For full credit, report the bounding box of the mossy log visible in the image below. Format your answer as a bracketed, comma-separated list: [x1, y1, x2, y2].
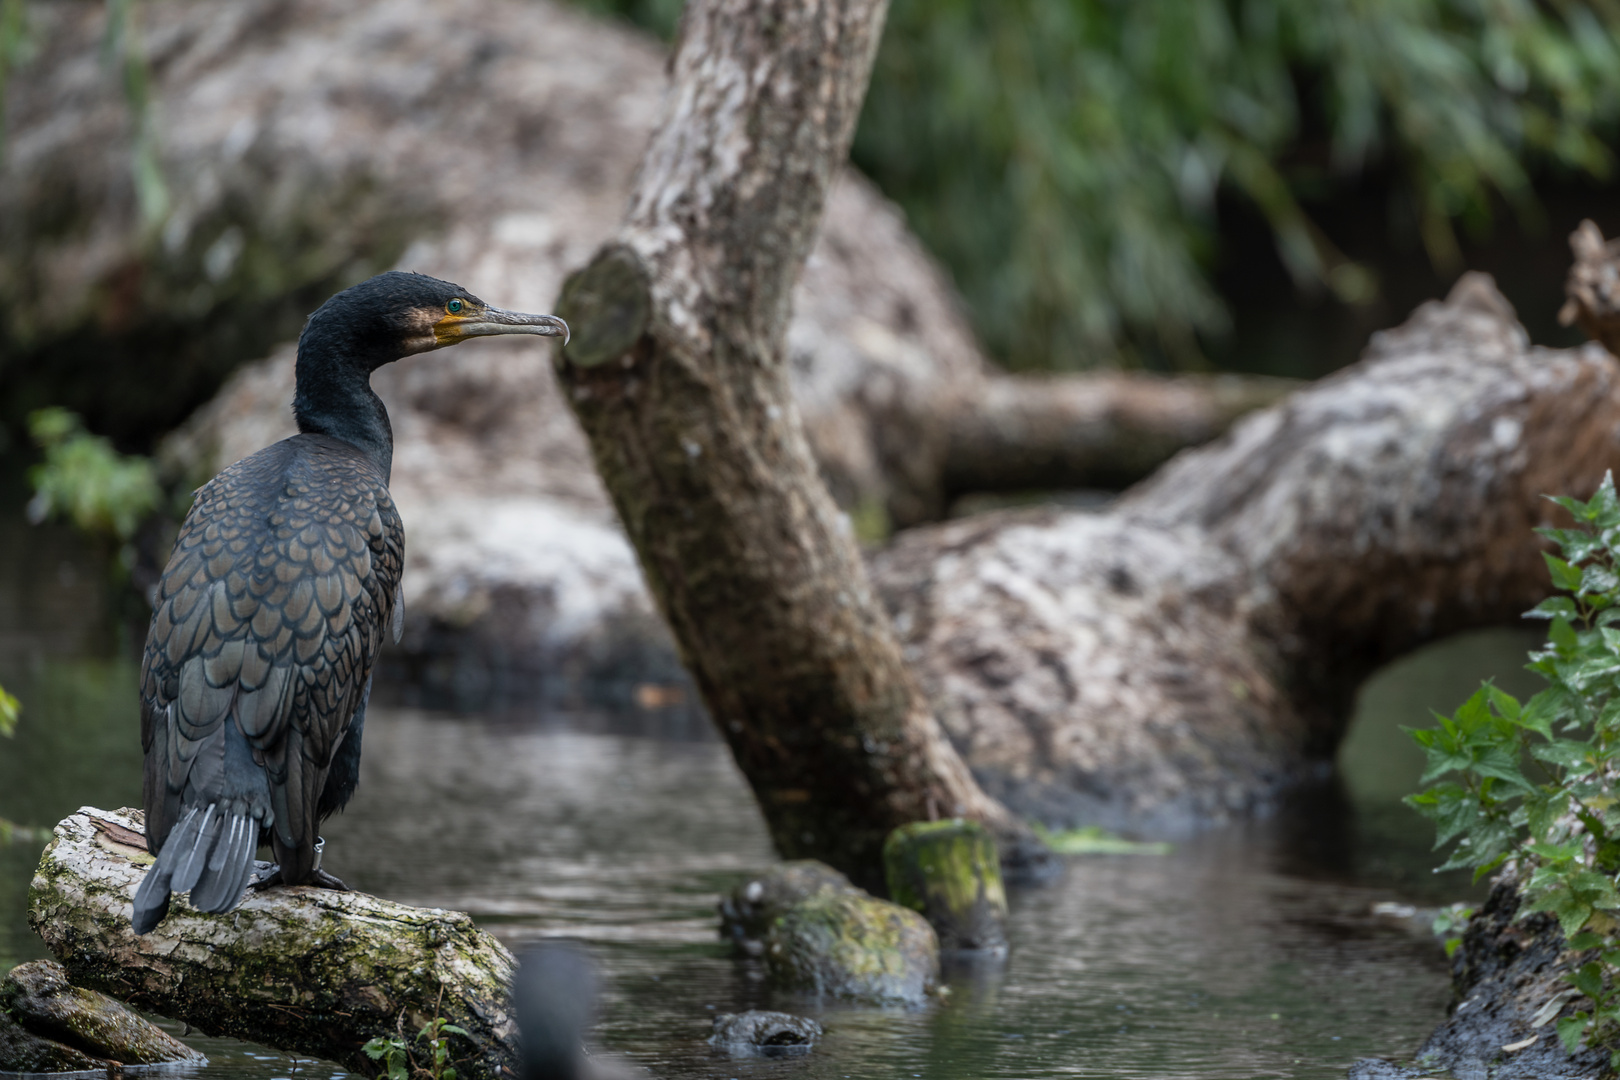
[27, 807, 519, 1080]
[882, 820, 1007, 952]
[1, 959, 205, 1071]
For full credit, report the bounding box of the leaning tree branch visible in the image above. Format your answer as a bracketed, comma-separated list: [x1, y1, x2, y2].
[29, 808, 518, 1080]
[939, 371, 1298, 502]
[551, 0, 1044, 887]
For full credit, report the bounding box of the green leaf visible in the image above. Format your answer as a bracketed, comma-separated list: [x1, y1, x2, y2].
[1547, 555, 1586, 594]
[1558, 1012, 1590, 1054]
[0, 684, 16, 739]
[1581, 564, 1619, 597]
[1487, 684, 1522, 721]
[1551, 615, 1581, 653]
[1569, 931, 1605, 951]
[1534, 739, 1597, 774]
[1526, 595, 1581, 622]
[1518, 688, 1570, 739]
[1568, 961, 1606, 1000]
[1539, 529, 1603, 564]
[1405, 783, 1480, 847]
[1589, 472, 1620, 530]
[1528, 839, 1584, 863]
[439, 1025, 471, 1038]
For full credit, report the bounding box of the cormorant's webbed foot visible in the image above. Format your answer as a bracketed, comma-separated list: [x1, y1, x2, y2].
[306, 868, 350, 891]
[249, 841, 350, 893]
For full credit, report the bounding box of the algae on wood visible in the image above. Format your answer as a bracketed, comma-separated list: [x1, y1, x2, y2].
[883, 820, 1008, 952]
[719, 862, 940, 1005]
[28, 807, 519, 1080]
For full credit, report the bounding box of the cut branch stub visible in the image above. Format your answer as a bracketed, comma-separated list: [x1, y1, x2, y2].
[556, 246, 653, 370]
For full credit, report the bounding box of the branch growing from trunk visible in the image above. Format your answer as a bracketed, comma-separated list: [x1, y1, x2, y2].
[940, 371, 1298, 502]
[551, 0, 1046, 887]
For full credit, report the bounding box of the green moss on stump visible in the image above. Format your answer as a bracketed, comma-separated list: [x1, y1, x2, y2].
[883, 819, 1007, 952]
[765, 892, 939, 1005]
[721, 862, 939, 1005]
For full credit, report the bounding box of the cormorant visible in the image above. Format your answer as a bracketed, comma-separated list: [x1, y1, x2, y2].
[132, 271, 567, 934]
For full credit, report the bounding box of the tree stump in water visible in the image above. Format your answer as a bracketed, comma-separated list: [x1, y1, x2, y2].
[28, 807, 519, 1080]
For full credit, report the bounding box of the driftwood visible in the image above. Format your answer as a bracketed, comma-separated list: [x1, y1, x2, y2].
[873, 267, 1620, 835]
[28, 807, 519, 1080]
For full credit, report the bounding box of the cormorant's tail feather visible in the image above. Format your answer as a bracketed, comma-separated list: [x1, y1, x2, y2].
[190, 810, 257, 913]
[132, 804, 257, 935]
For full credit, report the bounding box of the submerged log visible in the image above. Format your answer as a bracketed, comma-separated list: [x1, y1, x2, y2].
[873, 269, 1620, 835]
[29, 807, 519, 1080]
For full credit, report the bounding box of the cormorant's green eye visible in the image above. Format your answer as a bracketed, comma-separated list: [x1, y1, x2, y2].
[447, 299, 465, 314]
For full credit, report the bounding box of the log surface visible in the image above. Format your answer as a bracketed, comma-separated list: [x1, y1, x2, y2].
[28, 807, 518, 1080]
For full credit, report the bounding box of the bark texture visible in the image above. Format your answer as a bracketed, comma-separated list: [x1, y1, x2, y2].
[29, 808, 519, 1080]
[873, 272, 1620, 834]
[551, 0, 1043, 886]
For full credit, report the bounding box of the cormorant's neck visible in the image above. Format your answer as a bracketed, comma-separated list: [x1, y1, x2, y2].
[293, 340, 395, 484]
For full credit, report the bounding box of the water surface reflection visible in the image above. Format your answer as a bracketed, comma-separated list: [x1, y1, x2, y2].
[0, 511, 1548, 1078]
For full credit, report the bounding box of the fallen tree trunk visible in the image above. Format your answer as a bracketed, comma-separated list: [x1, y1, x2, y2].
[550, 0, 1048, 887]
[28, 807, 519, 1080]
[873, 266, 1620, 835]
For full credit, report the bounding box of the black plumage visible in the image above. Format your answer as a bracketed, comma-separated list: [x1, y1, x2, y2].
[133, 272, 567, 934]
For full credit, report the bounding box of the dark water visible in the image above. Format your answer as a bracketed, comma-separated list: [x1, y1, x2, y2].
[0, 513, 1549, 1079]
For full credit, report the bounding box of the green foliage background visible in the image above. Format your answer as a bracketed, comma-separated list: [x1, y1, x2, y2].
[575, 0, 1620, 370]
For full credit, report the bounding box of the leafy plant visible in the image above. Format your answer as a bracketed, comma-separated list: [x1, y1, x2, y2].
[1406, 472, 1620, 1064]
[362, 1016, 470, 1080]
[1431, 901, 1475, 959]
[26, 408, 160, 546]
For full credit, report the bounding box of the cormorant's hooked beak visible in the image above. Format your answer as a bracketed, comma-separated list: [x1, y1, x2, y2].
[434, 306, 571, 347]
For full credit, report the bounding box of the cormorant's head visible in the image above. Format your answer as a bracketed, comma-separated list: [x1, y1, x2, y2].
[299, 271, 570, 371]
